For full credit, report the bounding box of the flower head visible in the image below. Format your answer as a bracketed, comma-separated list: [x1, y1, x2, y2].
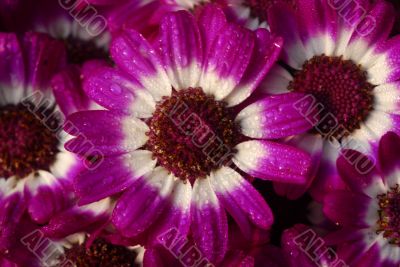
[262, 0, 400, 200]
[67, 5, 314, 264]
[323, 131, 400, 266]
[0, 32, 108, 248]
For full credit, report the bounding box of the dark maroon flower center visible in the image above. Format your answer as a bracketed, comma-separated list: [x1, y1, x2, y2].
[146, 88, 241, 181]
[377, 184, 400, 246]
[0, 103, 59, 179]
[244, 0, 295, 21]
[65, 36, 109, 64]
[61, 238, 138, 267]
[289, 55, 375, 139]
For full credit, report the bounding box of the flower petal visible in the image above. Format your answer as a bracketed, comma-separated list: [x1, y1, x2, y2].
[51, 65, 91, 116]
[66, 110, 148, 156]
[224, 29, 283, 106]
[337, 149, 384, 197]
[236, 93, 315, 139]
[112, 167, 175, 238]
[268, 3, 311, 69]
[24, 171, 72, 224]
[75, 150, 156, 205]
[200, 24, 255, 100]
[41, 198, 111, 239]
[83, 66, 155, 117]
[147, 180, 192, 247]
[197, 4, 227, 57]
[210, 167, 273, 238]
[111, 29, 171, 101]
[323, 191, 372, 228]
[0, 33, 25, 105]
[21, 32, 66, 90]
[155, 10, 203, 89]
[378, 131, 400, 188]
[274, 134, 323, 200]
[191, 177, 228, 264]
[233, 140, 311, 184]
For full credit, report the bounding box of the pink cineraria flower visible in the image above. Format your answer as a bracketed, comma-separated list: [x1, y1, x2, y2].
[259, 0, 400, 200]
[0, 32, 113, 264]
[323, 132, 400, 267]
[0, 195, 135, 267]
[66, 5, 315, 264]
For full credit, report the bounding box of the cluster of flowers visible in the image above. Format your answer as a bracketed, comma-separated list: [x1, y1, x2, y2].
[0, 0, 400, 266]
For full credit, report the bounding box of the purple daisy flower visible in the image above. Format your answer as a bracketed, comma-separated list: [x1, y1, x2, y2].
[260, 0, 400, 200]
[66, 4, 314, 263]
[0, 196, 120, 267]
[323, 132, 400, 266]
[37, 218, 143, 267]
[0, 32, 72, 193]
[0, 31, 110, 237]
[44, 235, 141, 267]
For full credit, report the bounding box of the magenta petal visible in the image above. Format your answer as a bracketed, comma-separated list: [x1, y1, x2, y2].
[274, 134, 323, 200]
[74, 151, 155, 205]
[0, 33, 25, 93]
[323, 191, 371, 228]
[221, 250, 254, 267]
[353, 244, 381, 267]
[20, 32, 66, 90]
[41, 201, 109, 239]
[201, 24, 254, 98]
[378, 131, 400, 178]
[268, 3, 308, 69]
[52, 65, 91, 116]
[296, 0, 337, 41]
[0, 192, 25, 252]
[112, 168, 174, 238]
[65, 110, 148, 156]
[191, 178, 228, 264]
[282, 224, 336, 267]
[81, 59, 109, 76]
[197, 4, 227, 56]
[210, 167, 273, 240]
[24, 173, 72, 224]
[110, 29, 170, 100]
[337, 149, 380, 195]
[83, 66, 154, 116]
[155, 9, 203, 88]
[234, 140, 312, 184]
[146, 180, 191, 247]
[236, 93, 315, 139]
[351, 0, 394, 45]
[335, 236, 376, 266]
[225, 29, 283, 106]
[143, 246, 181, 267]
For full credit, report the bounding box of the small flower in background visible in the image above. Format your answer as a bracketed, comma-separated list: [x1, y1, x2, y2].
[32, 0, 111, 65]
[0, 32, 77, 210]
[258, 0, 400, 201]
[0, 0, 111, 65]
[0, 31, 115, 266]
[0, 0, 399, 266]
[65, 4, 317, 264]
[30, 223, 142, 267]
[0, 199, 133, 267]
[323, 131, 400, 267]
